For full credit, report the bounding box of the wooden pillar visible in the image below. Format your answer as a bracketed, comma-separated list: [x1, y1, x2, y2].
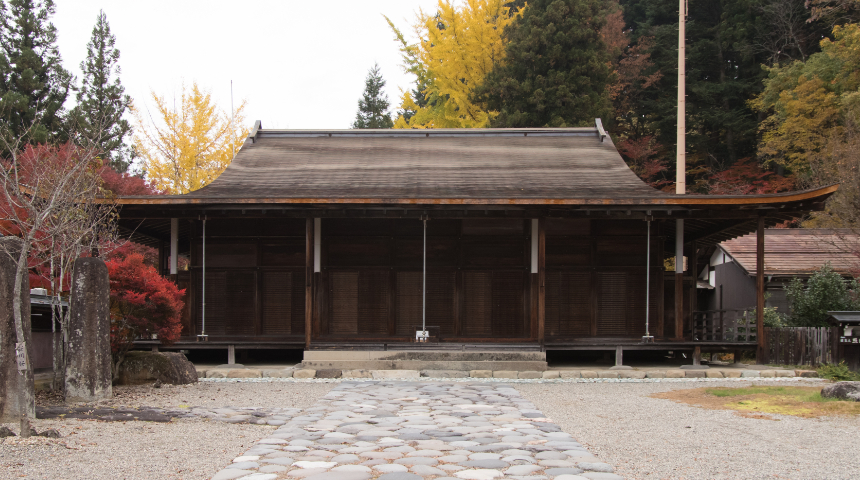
[530, 219, 539, 340]
[158, 241, 167, 276]
[756, 216, 766, 363]
[169, 218, 178, 282]
[674, 219, 684, 340]
[693, 345, 701, 365]
[656, 220, 665, 337]
[615, 346, 623, 367]
[537, 218, 546, 345]
[305, 218, 314, 349]
[227, 345, 236, 365]
[688, 240, 698, 337]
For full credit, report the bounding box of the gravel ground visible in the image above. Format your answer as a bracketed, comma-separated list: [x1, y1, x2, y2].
[1, 382, 335, 480]
[37, 381, 336, 410]
[517, 381, 860, 480]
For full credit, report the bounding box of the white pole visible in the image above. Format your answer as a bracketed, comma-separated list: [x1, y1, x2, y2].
[200, 216, 207, 339]
[676, 0, 686, 195]
[674, 0, 687, 338]
[231, 80, 235, 161]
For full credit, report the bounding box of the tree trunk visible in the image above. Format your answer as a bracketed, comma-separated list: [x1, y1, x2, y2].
[0, 237, 34, 436]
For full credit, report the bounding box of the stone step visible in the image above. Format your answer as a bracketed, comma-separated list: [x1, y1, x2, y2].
[301, 359, 549, 371]
[303, 349, 546, 361]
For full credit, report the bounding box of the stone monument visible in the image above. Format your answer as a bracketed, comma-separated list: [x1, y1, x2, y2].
[65, 257, 112, 402]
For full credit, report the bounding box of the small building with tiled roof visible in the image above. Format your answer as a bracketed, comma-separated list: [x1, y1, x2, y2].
[700, 229, 860, 315]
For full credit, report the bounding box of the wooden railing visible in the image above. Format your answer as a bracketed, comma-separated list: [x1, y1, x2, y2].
[761, 327, 834, 366]
[692, 309, 757, 342]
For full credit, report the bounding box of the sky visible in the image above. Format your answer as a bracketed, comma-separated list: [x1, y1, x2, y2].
[53, 0, 440, 130]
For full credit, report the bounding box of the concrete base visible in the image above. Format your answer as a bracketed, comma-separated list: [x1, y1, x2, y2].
[302, 350, 548, 372]
[215, 364, 245, 369]
[680, 365, 710, 370]
[609, 365, 633, 370]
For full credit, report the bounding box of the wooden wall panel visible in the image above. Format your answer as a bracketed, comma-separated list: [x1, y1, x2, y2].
[327, 237, 390, 266]
[330, 271, 358, 334]
[395, 271, 421, 335]
[596, 271, 628, 335]
[292, 269, 306, 335]
[463, 272, 492, 336]
[204, 243, 257, 268]
[493, 271, 525, 337]
[196, 271, 226, 335]
[262, 240, 305, 266]
[261, 270, 292, 335]
[428, 271, 457, 335]
[545, 271, 591, 336]
[226, 271, 256, 335]
[358, 271, 390, 334]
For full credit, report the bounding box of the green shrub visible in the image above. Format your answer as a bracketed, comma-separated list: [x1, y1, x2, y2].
[817, 362, 860, 381]
[785, 263, 860, 327]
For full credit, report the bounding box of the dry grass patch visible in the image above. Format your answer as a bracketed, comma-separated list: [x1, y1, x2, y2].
[653, 385, 860, 418]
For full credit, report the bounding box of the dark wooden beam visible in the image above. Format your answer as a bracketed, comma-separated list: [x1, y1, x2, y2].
[538, 218, 546, 346]
[305, 218, 313, 349]
[756, 216, 765, 363]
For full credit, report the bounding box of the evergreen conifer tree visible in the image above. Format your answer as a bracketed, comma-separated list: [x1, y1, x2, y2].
[474, 0, 614, 127]
[71, 10, 132, 172]
[0, 0, 72, 144]
[352, 63, 393, 129]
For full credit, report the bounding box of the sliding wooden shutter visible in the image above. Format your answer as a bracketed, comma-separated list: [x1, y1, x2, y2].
[462, 271, 525, 337]
[395, 271, 456, 336]
[546, 271, 591, 337]
[358, 271, 389, 335]
[226, 271, 256, 335]
[596, 271, 627, 335]
[196, 271, 227, 335]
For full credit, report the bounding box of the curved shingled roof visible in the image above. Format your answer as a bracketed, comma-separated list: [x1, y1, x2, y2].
[183, 125, 670, 201]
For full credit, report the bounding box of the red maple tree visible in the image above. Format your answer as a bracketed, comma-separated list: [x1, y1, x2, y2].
[106, 251, 185, 380]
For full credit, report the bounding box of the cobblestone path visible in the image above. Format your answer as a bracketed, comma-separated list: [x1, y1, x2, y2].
[212, 381, 622, 480]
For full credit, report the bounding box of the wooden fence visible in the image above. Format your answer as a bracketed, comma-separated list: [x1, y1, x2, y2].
[761, 327, 834, 366]
[692, 309, 757, 342]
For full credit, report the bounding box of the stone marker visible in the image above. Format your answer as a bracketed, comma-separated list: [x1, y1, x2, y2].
[0, 237, 34, 422]
[65, 257, 112, 402]
[293, 369, 317, 379]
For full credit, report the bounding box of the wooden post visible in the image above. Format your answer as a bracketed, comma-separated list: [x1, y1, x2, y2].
[169, 218, 178, 282]
[756, 217, 766, 363]
[615, 346, 623, 367]
[537, 218, 546, 345]
[305, 218, 314, 350]
[693, 345, 701, 365]
[689, 240, 698, 338]
[227, 345, 236, 365]
[674, 220, 684, 340]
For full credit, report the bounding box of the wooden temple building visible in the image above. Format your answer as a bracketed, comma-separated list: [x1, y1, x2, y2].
[117, 122, 836, 363]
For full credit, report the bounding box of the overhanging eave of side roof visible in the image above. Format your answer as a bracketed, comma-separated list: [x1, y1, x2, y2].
[115, 184, 837, 207]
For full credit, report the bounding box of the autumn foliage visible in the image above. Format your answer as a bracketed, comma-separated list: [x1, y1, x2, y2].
[134, 81, 248, 194]
[106, 250, 185, 378]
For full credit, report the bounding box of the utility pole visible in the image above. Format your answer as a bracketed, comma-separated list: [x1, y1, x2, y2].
[674, 0, 687, 340]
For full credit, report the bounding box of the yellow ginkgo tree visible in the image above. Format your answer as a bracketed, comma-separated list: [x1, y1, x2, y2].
[134, 82, 248, 194]
[388, 0, 524, 129]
